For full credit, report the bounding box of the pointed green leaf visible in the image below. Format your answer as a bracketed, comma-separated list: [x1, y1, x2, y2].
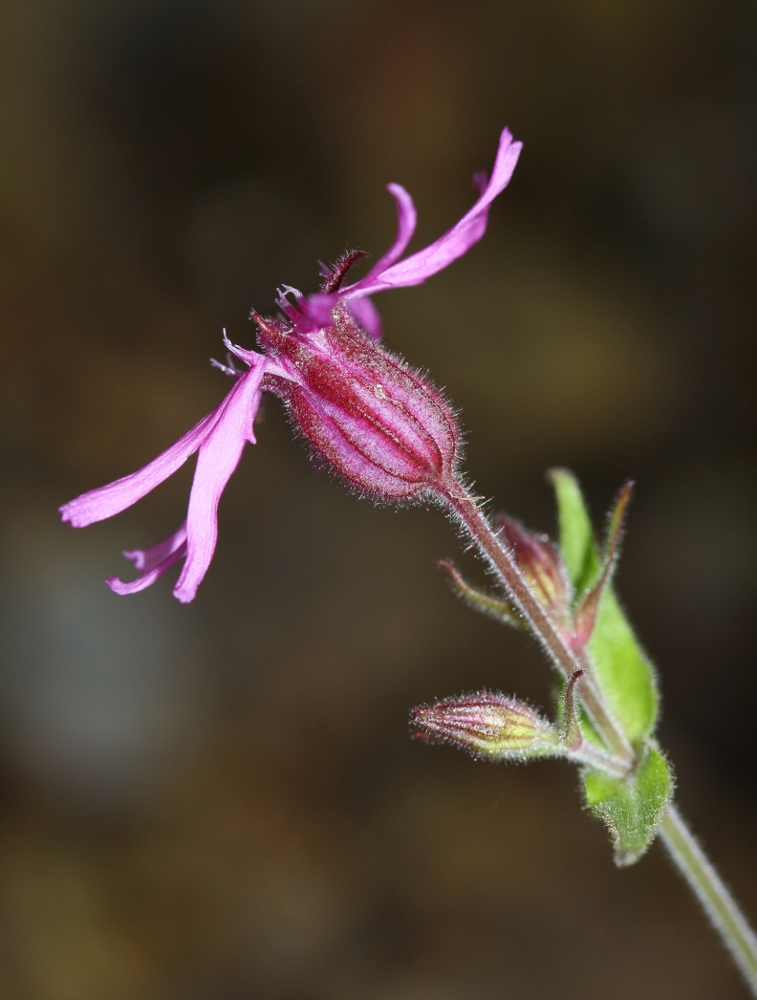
[587, 588, 659, 744]
[572, 481, 634, 647]
[583, 745, 673, 866]
[437, 560, 523, 628]
[550, 470, 658, 744]
[549, 468, 598, 593]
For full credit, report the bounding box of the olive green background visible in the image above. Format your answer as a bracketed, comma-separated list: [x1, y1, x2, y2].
[1, 1, 756, 997]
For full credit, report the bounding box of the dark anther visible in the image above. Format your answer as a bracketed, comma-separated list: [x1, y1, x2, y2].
[321, 249, 369, 293]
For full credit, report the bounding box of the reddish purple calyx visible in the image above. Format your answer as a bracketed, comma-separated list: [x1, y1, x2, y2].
[255, 302, 460, 501]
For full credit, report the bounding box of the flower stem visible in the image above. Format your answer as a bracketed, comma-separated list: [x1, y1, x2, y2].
[659, 804, 757, 996]
[443, 483, 636, 768]
[442, 482, 757, 992]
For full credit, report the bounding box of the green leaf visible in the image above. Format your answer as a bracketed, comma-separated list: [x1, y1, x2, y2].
[437, 560, 523, 628]
[571, 482, 633, 646]
[549, 469, 659, 744]
[583, 745, 673, 866]
[549, 468, 599, 593]
[588, 588, 658, 744]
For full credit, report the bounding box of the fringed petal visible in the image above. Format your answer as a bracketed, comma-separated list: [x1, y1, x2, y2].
[348, 296, 383, 341]
[173, 361, 267, 602]
[60, 408, 223, 528]
[107, 524, 188, 595]
[359, 183, 418, 284]
[348, 129, 522, 298]
[63, 350, 270, 600]
[294, 185, 412, 341]
[123, 523, 188, 573]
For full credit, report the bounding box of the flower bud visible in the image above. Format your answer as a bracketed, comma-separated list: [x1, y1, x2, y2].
[494, 514, 572, 624]
[410, 690, 558, 761]
[256, 303, 461, 501]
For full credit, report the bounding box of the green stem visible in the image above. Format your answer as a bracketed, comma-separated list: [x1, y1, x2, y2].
[659, 804, 757, 996]
[442, 481, 757, 993]
[443, 483, 636, 768]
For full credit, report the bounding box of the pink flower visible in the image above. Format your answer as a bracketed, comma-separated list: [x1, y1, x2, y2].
[60, 128, 522, 602]
[278, 128, 522, 340]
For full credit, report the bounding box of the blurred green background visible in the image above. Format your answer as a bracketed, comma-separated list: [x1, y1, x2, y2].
[1, 1, 756, 997]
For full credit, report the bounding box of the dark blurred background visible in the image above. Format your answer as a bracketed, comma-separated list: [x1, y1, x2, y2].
[1, 0, 757, 997]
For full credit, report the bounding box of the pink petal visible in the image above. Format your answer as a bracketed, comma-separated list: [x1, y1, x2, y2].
[296, 186, 413, 340]
[60, 407, 223, 528]
[358, 183, 418, 285]
[349, 128, 522, 298]
[107, 525, 188, 595]
[123, 522, 188, 573]
[173, 361, 266, 603]
[220, 328, 260, 367]
[302, 292, 338, 330]
[347, 296, 383, 341]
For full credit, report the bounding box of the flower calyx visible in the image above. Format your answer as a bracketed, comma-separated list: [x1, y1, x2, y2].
[410, 690, 559, 762]
[254, 302, 462, 503]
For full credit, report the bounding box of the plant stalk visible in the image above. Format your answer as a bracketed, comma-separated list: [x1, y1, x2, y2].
[443, 481, 757, 994]
[659, 804, 757, 996]
[444, 484, 635, 768]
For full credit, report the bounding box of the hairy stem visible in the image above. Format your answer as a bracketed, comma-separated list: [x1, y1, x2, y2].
[441, 481, 757, 993]
[659, 804, 757, 996]
[443, 483, 635, 768]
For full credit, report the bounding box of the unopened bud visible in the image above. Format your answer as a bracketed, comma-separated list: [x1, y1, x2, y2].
[257, 302, 460, 502]
[495, 514, 572, 624]
[410, 690, 558, 761]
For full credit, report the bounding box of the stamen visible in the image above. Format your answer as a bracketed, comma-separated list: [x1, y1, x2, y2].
[210, 355, 243, 379]
[210, 329, 245, 377]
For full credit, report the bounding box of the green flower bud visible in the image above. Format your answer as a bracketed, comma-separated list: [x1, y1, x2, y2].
[410, 691, 558, 761]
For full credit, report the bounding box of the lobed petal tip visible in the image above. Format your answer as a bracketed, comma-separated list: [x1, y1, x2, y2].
[172, 583, 197, 604]
[59, 503, 80, 526]
[106, 575, 146, 596]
